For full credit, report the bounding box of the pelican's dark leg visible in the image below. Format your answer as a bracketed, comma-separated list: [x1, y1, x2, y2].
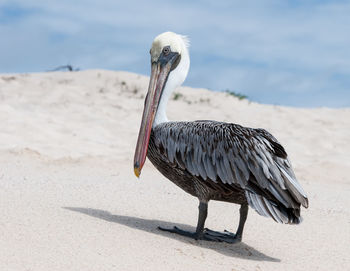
[236, 203, 248, 239]
[158, 201, 208, 240]
[203, 203, 248, 243]
[159, 202, 249, 243]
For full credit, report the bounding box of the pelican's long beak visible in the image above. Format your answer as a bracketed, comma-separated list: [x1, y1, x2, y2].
[133, 52, 180, 177]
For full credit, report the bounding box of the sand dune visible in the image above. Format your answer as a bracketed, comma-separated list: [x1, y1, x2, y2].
[0, 70, 349, 270]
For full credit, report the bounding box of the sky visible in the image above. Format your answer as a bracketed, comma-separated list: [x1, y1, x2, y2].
[0, 0, 349, 107]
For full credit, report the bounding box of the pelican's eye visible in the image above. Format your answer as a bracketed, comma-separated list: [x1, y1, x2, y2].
[163, 46, 170, 56]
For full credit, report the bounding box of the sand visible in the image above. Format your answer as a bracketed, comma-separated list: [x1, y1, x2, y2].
[0, 70, 349, 270]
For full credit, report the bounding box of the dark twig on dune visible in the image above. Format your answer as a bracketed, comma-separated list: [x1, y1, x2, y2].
[47, 65, 80, 72]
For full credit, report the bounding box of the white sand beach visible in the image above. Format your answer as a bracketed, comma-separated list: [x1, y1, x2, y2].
[0, 70, 349, 270]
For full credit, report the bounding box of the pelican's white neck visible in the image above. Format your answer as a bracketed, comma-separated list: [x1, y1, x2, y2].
[153, 43, 190, 127]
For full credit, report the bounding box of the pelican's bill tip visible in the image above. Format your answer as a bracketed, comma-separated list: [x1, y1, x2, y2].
[134, 167, 141, 178]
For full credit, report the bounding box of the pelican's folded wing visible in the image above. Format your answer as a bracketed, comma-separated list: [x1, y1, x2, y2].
[151, 121, 308, 224]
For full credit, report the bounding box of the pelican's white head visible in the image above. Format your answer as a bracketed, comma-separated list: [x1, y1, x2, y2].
[150, 32, 190, 81]
[134, 32, 190, 177]
[150, 32, 190, 125]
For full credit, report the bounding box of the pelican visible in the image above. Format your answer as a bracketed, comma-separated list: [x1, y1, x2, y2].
[134, 32, 308, 243]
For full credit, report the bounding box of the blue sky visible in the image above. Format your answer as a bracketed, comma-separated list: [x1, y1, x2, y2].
[0, 0, 349, 107]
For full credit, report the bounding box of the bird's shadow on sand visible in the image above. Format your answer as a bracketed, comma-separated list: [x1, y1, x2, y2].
[64, 207, 280, 262]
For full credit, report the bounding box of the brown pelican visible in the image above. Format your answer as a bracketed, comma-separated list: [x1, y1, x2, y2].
[134, 32, 309, 243]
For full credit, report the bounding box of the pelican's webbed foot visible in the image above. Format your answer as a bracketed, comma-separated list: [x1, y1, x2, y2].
[158, 226, 199, 239]
[158, 226, 241, 243]
[202, 228, 242, 243]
